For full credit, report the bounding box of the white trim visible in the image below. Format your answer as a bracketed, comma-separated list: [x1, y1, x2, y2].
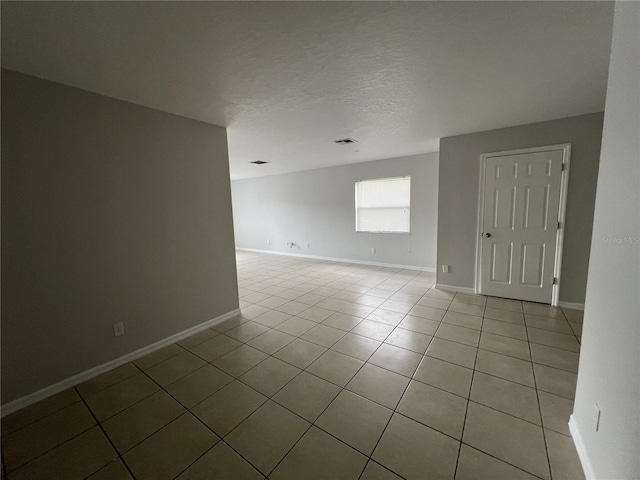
[475, 144, 572, 306]
[559, 301, 585, 311]
[1, 308, 241, 417]
[434, 283, 477, 294]
[569, 415, 595, 479]
[236, 248, 436, 272]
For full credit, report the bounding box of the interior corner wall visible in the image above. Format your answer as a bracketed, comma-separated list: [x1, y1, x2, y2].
[571, 2, 640, 478]
[231, 153, 438, 269]
[437, 112, 604, 304]
[1, 69, 239, 404]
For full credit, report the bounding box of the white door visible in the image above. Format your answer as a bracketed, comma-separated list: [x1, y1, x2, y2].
[479, 148, 566, 303]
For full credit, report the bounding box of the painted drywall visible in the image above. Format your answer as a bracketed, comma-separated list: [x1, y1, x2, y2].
[437, 113, 604, 303]
[1, 70, 239, 404]
[231, 154, 438, 269]
[571, 3, 640, 478]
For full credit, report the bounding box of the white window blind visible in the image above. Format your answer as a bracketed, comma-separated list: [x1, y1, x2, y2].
[355, 176, 411, 233]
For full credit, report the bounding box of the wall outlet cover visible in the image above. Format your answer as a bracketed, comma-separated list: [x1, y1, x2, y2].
[113, 322, 125, 337]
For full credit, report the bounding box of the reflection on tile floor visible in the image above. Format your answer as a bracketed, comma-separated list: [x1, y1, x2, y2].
[1, 251, 586, 479]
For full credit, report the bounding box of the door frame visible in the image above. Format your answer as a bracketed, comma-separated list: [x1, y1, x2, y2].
[474, 143, 572, 306]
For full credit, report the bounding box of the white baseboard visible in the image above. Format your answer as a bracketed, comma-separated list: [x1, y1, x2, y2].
[434, 283, 477, 294]
[559, 301, 585, 311]
[1, 308, 241, 417]
[569, 415, 594, 479]
[236, 248, 436, 273]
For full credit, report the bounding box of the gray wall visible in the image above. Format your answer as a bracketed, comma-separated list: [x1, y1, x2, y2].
[232, 153, 438, 269]
[437, 113, 604, 304]
[1, 70, 239, 404]
[572, 3, 639, 478]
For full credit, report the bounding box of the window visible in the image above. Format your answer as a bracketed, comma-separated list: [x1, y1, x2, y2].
[355, 176, 411, 233]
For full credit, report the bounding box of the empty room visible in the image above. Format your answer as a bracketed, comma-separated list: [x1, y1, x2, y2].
[1, 2, 638, 480]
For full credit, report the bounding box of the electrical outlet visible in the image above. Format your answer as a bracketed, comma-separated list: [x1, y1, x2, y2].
[442, 265, 450, 273]
[113, 322, 125, 337]
[594, 404, 601, 432]
[371, 247, 376, 254]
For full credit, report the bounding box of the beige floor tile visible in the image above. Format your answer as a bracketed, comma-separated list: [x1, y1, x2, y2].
[435, 322, 481, 347]
[176, 441, 263, 479]
[538, 390, 573, 436]
[533, 363, 577, 399]
[306, 350, 364, 386]
[408, 304, 446, 321]
[134, 344, 184, 371]
[9, 427, 116, 480]
[530, 343, 580, 373]
[273, 371, 341, 422]
[164, 364, 233, 408]
[211, 345, 268, 377]
[351, 320, 395, 342]
[177, 328, 220, 350]
[413, 356, 473, 398]
[563, 308, 584, 323]
[346, 364, 410, 409]
[77, 363, 140, 398]
[271, 426, 367, 480]
[523, 303, 565, 319]
[273, 338, 327, 369]
[449, 301, 484, 317]
[1, 388, 80, 436]
[484, 307, 525, 324]
[527, 327, 581, 352]
[470, 372, 541, 425]
[257, 295, 290, 309]
[340, 303, 376, 318]
[316, 390, 393, 455]
[252, 309, 292, 328]
[355, 294, 386, 308]
[455, 444, 539, 480]
[247, 329, 296, 354]
[4, 402, 96, 472]
[102, 390, 185, 453]
[85, 373, 160, 421]
[87, 459, 133, 480]
[332, 333, 381, 361]
[525, 314, 573, 334]
[361, 460, 403, 479]
[479, 332, 531, 361]
[569, 321, 583, 337]
[454, 293, 487, 306]
[366, 308, 405, 326]
[425, 288, 456, 300]
[380, 299, 414, 314]
[275, 316, 317, 336]
[240, 304, 270, 319]
[485, 297, 523, 313]
[297, 306, 334, 322]
[146, 351, 206, 387]
[482, 318, 527, 341]
[322, 312, 363, 331]
[332, 290, 362, 302]
[368, 343, 422, 377]
[475, 349, 535, 387]
[373, 413, 459, 480]
[192, 380, 267, 437]
[463, 402, 549, 480]
[189, 334, 242, 362]
[390, 292, 422, 304]
[301, 324, 346, 347]
[278, 300, 316, 315]
[275, 288, 306, 300]
[243, 291, 270, 304]
[397, 380, 467, 439]
[240, 357, 301, 396]
[225, 321, 270, 342]
[397, 315, 440, 335]
[545, 428, 586, 480]
[124, 413, 218, 480]
[225, 401, 310, 476]
[442, 311, 483, 330]
[212, 315, 249, 332]
[384, 328, 433, 354]
[417, 295, 452, 310]
[426, 337, 477, 369]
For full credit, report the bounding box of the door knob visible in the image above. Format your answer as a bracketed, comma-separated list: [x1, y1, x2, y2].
[484, 233, 492, 238]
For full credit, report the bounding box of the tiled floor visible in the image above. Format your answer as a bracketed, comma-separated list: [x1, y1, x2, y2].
[1, 251, 586, 479]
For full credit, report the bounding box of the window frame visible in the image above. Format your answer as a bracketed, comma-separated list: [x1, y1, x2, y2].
[354, 176, 411, 234]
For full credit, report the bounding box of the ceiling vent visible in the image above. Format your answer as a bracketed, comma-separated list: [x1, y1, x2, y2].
[250, 161, 268, 165]
[334, 138, 357, 145]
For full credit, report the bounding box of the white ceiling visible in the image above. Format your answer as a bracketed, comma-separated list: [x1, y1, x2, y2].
[1, 1, 613, 180]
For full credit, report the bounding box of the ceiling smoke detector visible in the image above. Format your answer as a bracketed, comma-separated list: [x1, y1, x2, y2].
[334, 138, 357, 145]
[250, 160, 268, 165]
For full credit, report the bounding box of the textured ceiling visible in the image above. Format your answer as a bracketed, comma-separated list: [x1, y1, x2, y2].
[1, 2, 614, 179]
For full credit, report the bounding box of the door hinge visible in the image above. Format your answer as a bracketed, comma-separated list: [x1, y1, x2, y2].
[553, 277, 559, 285]
[557, 221, 561, 230]
[561, 163, 566, 171]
